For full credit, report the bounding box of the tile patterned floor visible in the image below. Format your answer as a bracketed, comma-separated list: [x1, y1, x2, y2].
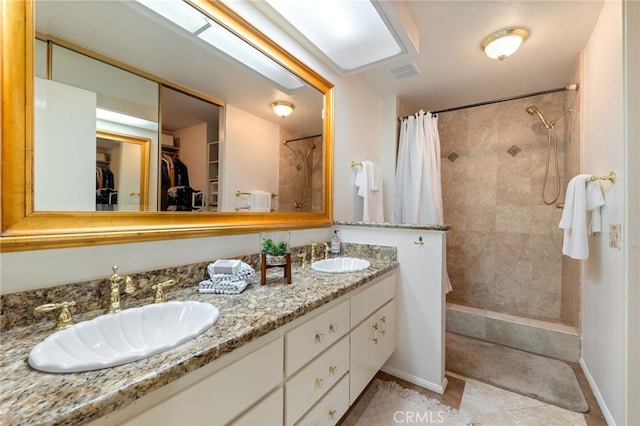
[341, 369, 606, 426]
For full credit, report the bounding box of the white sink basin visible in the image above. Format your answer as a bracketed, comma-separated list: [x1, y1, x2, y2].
[28, 301, 219, 373]
[311, 257, 371, 273]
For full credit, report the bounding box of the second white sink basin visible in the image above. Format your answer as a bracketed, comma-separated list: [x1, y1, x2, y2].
[28, 300, 219, 373]
[311, 257, 371, 273]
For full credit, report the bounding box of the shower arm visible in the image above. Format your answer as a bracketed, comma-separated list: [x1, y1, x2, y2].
[548, 109, 572, 127]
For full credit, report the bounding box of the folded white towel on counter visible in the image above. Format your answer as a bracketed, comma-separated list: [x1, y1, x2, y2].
[559, 174, 606, 260]
[249, 190, 272, 212]
[207, 261, 256, 284]
[199, 279, 248, 294]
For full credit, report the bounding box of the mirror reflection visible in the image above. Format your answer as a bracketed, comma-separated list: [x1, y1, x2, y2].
[34, 0, 325, 214]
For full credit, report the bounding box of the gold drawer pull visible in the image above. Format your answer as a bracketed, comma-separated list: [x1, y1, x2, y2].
[329, 323, 338, 333]
[379, 316, 386, 336]
[329, 365, 338, 376]
[315, 333, 324, 343]
[314, 378, 324, 388]
[329, 409, 337, 419]
[371, 323, 379, 344]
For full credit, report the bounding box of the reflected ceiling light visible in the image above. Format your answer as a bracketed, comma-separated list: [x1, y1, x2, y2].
[481, 28, 528, 61]
[134, 0, 304, 91]
[270, 101, 294, 118]
[264, 0, 403, 71]
[135, 0, 209, 33]
[197, 24, 304, 91]
[96, 108, 158, 131]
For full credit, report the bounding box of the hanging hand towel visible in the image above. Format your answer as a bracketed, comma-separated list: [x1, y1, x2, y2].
[355, 161, 384, 223]
[585, 180, 605, 234]
[559, 174, 605, 259]
[249, 190, 272, 212]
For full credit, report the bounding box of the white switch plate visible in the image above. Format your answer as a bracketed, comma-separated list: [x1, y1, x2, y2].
[609, 224, 621, 249]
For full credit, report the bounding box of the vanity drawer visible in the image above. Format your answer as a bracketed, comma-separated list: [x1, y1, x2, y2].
[295, 373, 350, 426]
[350, 274, 395, 327]
[285, 336, 349, 425]
[285, 300, 349, 375]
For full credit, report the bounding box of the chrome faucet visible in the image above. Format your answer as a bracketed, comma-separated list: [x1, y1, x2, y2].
[107, 265, 135, 314]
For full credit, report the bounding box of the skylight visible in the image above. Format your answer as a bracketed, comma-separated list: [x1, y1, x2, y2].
[264, 0, 404, 72]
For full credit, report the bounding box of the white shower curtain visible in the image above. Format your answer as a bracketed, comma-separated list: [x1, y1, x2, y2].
[392, 110, 444, 225]
[392, 110, 451, 292]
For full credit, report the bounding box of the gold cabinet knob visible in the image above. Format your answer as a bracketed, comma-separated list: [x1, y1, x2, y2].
[34, 301, 76, 331]
[329, 409, 337, 419]
[152, 279, 176, 303]
[315, 333, 324, 343]
[329, 323, 337, 333]
[329, 365, 338, 376]
[314, 378, 324, 388]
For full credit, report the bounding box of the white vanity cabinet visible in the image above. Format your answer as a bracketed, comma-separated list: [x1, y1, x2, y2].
[349, 274, 397, 404]
[92, 270, 397, 426]
[121, 337, 284, 426]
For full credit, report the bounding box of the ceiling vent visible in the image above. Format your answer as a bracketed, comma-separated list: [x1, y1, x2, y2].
[388, 62, 421, 80]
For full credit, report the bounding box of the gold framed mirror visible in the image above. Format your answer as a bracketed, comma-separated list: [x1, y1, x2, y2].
[1, 0, 334, 252]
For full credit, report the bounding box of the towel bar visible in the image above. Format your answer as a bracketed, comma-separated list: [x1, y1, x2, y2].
[588, 171, 616, 183]
[235, 190, 278, 197]
[350, 161, 362, 168]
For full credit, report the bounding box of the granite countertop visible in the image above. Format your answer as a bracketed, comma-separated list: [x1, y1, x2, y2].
[334, 220, 450, 231]
[0, 259, 398, 426]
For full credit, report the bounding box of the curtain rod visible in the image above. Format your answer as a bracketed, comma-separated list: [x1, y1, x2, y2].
[283, 134, 322, 144]
[399, 86, 569, 120]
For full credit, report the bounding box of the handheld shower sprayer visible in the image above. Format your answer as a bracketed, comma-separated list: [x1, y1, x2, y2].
[526, 106, 551, 129]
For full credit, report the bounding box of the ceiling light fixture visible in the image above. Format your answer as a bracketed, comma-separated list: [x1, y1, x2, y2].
[481, 28, 529, 61]
[270, 101, 294, 118]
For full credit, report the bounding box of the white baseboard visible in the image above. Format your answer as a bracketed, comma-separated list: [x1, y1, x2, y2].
[380, 366, 447, 395]
[580, 358, 616, 426]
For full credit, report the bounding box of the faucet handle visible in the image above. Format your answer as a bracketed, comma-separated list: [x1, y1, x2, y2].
[297, 252, 307, 267]
[152, 279, 176, 303]
[323, 243, 330, 259]
[34, 301, 76, 330]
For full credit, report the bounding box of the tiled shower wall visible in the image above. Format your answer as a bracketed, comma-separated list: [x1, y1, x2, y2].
[440, 91, 574, 322]
[278, 128, 323, 213]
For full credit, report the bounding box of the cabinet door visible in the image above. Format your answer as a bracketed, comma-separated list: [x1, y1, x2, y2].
[123, 337, 283, 426]
[231, 387, 283, 426]
[349, 299, 396, 404]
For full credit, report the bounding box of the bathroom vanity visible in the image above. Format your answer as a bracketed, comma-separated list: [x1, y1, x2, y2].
[0, 257, 397, 425]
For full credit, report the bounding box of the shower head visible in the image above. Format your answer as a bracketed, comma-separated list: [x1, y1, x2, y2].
[526, 105, 551, 129]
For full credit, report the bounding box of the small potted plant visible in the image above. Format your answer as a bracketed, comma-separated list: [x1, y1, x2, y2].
[260, 232, 290, 266]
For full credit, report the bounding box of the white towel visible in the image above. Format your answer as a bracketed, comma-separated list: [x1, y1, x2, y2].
[355, 161, 384, 222]
[586, 180, 605, 234]
[198, 279, 248, 294]
[559, 174, 606, 259]
[249, 191, 271, 212]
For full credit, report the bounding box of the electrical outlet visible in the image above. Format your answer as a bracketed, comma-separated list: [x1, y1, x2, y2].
[609, 224, 621, 249]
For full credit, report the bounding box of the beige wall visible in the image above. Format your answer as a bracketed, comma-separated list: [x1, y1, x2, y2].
[440, 91, 573, 321]
[561, 54, 584, 328]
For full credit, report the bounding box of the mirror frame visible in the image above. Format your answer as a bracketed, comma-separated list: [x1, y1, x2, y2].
[96, 130, 151, 211]
[1, 0, 334, 252]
